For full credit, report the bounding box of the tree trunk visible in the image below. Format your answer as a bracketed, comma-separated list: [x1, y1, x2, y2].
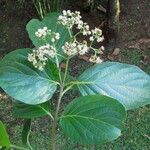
[106, 0, 120, 51]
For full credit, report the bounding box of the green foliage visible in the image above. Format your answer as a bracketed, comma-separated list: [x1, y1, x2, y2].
[22, 119, 32, 146]
[60, 95, 126, 144]
[0, 48, 58, 104]
[0, 121, 11, 148]
[12, 101, 51, 118]
[78, 62, 150, 110]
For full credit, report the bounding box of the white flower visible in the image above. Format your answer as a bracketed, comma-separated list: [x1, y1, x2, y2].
[46, 46, 56, 58]
[91, 27, 104, 43]
[97, 36, 104, 42]
[67, 10, 72, 16]
[77, 20, 84, 29]
[28, 53, 36, 62]
[62, 42, 77, 56]
[95, 57, 103, 63]
[89, 55, 103, 63]
[81, 23, 91, 36]
[35, 27, 49, 38]
[75, 11, 80, 16]
[55, 33, 60, 40]
[89, 36, 94, 41]
[51, 38, 55, 43]
[58, 10, 82, 29]
[62, 10, 72, 16]
[100, 45, 105, 51]
[38, 65, 44, 71]
[28, 50, 45, 71]
[47, 50, 56, 58]
[35, 27, 60, 43]
[28, 44, 57, 70]
[92, 28, 102, 36]
[77, 42, 89, 55]
[57, 10, 105, 61]
[62, 10, 67, 16]
[49, 32, 60, 42]
[43, 27, 48, 31]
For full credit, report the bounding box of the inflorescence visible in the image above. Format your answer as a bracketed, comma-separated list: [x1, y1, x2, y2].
[28, 10, 105, 70]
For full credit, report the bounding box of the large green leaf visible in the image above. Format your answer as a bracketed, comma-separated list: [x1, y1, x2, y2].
[60, 95, 126, 145]
[0, 121, 11, 148]
[0, 48, 58, 104]
[26, 12, 70, 61]
[77, 62, 150, 110]
[12, 101, 50, 118]
[22, 119, 32, 146]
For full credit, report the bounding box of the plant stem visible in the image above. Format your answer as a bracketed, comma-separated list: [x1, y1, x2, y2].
[68, 28, 73, 38]
[63, 57, 70, 84]
[38, 105, 54, 120]
[26, 121, 33, 150]
[51, 57, 70, 150]
[55, 53, 62, 84]
[51, 86, 64, 150]
[39, 1, 44, 19]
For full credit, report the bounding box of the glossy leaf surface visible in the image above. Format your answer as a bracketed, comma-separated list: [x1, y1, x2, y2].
[60, 95, 126, 144]
[12, 101, 50, 118]
[78, 62, 150, 110]
[0, 48, 58, 104]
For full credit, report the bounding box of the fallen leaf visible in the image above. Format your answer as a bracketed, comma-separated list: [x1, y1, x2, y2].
[108, 48, 121, 61]
[125, 38, 150, 50]
[78, 55, 90, 62]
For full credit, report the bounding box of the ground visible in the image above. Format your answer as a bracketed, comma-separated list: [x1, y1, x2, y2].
[0, 0, 150, 150]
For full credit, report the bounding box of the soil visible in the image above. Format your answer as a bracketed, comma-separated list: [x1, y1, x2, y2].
[0, 0, 36, 55]
[120, 0, 150, 42]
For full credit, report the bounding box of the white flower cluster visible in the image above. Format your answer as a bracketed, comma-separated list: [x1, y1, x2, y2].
[62, 41, 89, 56]
[88, 45, 104, 63]
[28, 10, 105, 70]
[62, 42, 77, 56]
[77, 42, 89, 55]
[58, 10, 81, 29]
[35, 27, 49, 38]
[78, 22, 91, 36]
[58, 10, 91, 36]
[60, 42, 104, 64]
[28, 44, 56, 71]
[51, 32, 60, 42]
[35, 27, 60, 43]
[58, 10, 105, 40]
[58, 10, 104, 64]
[90, 28, 104, 42]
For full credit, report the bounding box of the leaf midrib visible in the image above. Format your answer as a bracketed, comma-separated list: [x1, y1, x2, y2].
[0, 66, 57, 84]
[82, 81, 150, 93]
[61, 114, 118, 128]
